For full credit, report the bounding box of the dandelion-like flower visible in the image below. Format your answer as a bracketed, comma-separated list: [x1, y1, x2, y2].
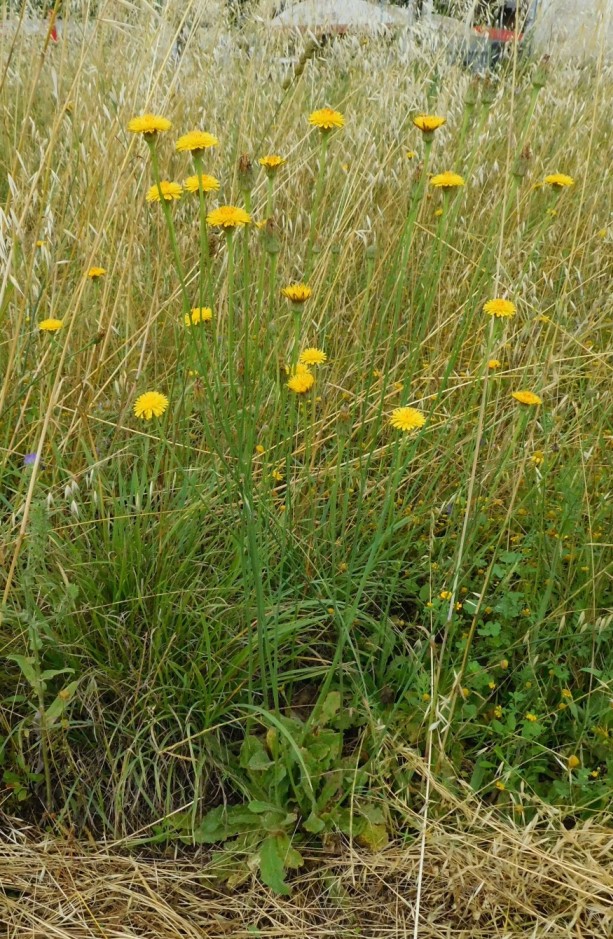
[531, 451, 544, 466]
[185, 306, 213, 326]
[406, 150, 417, 159]
[36, 239, 46, 248]
[413, 114, 446, 134]
[183, 173, 220, 194]
[88, 266, 106, 279]
[567, 755, 581, 770]
[128, 114, 171, 137]
[39, 318, 63, 332]
[483, 298, 516, 318]
[299, 347, 327, 366]
[511, 390, 542, 406]
[544, 173, 574, 189]
[488, 359, 502, 370]
[308, 107, 345, 131]
[430, 171, 465, 189]
[281, 283, 312, 304]
[133, 391, 169, 420]
[259, 154, 286, 173]
[206, 205, 251, 228]
[176, 131, 218, 153]
[287, 366, 315, 394]
[146, 181, 183, 202]
[389, 406, 426, 433]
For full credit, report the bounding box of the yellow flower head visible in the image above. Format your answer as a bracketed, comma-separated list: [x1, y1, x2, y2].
[308, 107, 345, 131]
[483, 298, 516, 318]
[88, 266, 107, 279]
[494, 780, 505, 791]
[185, 307, 213, 326]
[36, 239, 46, 247]
[531, 450, 544, 466]
[133, 391, 169, 420]
[259, 154, 286, 172]
[38, 318, 63, 332]
[206, 205, 251, 228]
[287, 366, 315, 394]
[413, 114, 446, 134]
[406, 150, 417, 159]
[146, 181, 183, 202]
[439, 590, 452, 600]
[567, 754, 581, 770]
[544, 173, 575, 189]
[488, 359, 501, 370]
[183, 173, 220, 194]
[525, 712, 538, 722]
[299, 347, 327, 367]
[430, 171, 465, 190]
[281, 283, 312, 304]
[511, 390, 542, 406]
[176, 131, 219, 153]
[128, 114, 171, 136]
[389, 406, 426, 434]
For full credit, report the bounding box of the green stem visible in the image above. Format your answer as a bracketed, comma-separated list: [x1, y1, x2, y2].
[306, 132, 329, 276]
[226, 230, 236, 398]
[193, 154, 212, 309]
[148, 141, 189, 314]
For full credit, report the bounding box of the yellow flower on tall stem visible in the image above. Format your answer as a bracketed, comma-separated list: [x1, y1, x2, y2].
[308, 107, 345, 131]
[511, 390, 542, 406]
[413, 114, 446, 140]
[544, 173, 574, 189]
[133, 391, 169, 420]
[38, 318, 63, 332]
[183, 174, 220, 194]
[430, 171, 465, 190]
[299, 347, 327, 366]
[185, 307, 213, 326]
[483, 298, 516, 318]
[287, 366, 315, 394]
[146, 181, 183, 202]
[88, 266, 106, 279]
[128, 114, 171, 137]
[176, 130, 218, 154]
[389, 407, 426, 433]
[206, 205, 251, 228]
[259, 154, 286, 174]
[281, 283, 312, 304]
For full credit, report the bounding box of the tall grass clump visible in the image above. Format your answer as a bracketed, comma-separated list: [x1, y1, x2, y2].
[0, 0, 611, 894]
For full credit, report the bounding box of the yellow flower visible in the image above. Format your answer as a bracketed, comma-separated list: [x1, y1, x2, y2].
[525, 712, 538, 722]
[287, 367, 315, 394]
[38, 318, 63, 332]
[185, 307, 213, 326]
[183, 174, 220, 194]
[281, 283, 312, 304]
[567, 754, 581, 770]
[389, 406, 426, 434]
[544, 173, 574, 188]
[255, 444, 265, 455]
[483, 298, 516, 318]
[406, 150, 417, 159]
[36, 239, 46, 247]
[430, 171, 465, 189]
[259, 154, 286, 173]
[493, 705, 503, 718]
[511, 390, 542, 406]
[299, 347, 327, 366]
[176, 131, 218, 153]
[531, 451, 544, 466]
[499, 659, 509, 670]
[308, 107, 345, 131]
[146, 181, 183, 202]
[88, 266, 106, 279]
[128, 114, 171, 136]
[206, 205, 251, 228]
[561, 688, 573, 699]
[488, 359, 501, 370]
[494, 780, 506, 791]
[413, 114, 446, 134]
[272, 468, 284, 482]
[133, 391, 169, 420]
[434, 208, 444, 217]
[439, 590, 452, 600]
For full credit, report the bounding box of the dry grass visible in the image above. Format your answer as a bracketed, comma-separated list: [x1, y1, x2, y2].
[2, 810, 612, 938]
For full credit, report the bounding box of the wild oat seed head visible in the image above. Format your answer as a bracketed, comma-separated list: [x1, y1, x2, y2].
[413, 114, 446, 133]
[176, 131, 218, 153]
[183, 173, 220, 194]
[128, 114, 171, 136]
[38, 318, 63, 332]
[146, 181, 183, 202]
[287, 368, 315, 394]
[483, 298, 517, 318]
[206, 205, 252, 228]
[308, 107, 345, 130]
[185, 307, 213, 326]
[259, 154, 286, 172]
[544, 173, 575, 188]
[389, 407, 426, 433]
[512, 390, 542, 406]
[133, 391, 169, 420]
[430, 171, 465, 189]
[281, 283, 312, 304]
[299, 347, 327, 366]
[88, 266, 106, 279]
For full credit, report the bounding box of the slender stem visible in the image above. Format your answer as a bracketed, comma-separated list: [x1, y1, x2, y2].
[226, 230, 235, 397]
[148, 141, 189, 313]
[193, 154, 212, 309]
[307, 132, 329, 276]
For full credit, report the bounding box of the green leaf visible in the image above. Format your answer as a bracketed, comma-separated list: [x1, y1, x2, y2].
[357, 821, 389, 852]
[45, 680, 79, 724]
[7, 655, 39, 689]
[194, 805, 260, 844]
[318, 691, 341, 727]
[259, 835, 290, 895]
[303, 811, 325, 833]
[39, 668, 74, 683]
